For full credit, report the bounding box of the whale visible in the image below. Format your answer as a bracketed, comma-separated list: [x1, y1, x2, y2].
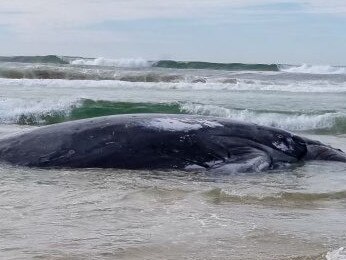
[0, 114, 345, 172]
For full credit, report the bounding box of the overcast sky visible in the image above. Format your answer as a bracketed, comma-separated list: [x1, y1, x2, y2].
[0, 0, 346, 65]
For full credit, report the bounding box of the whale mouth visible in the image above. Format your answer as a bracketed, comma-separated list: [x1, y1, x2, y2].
[305, 144, 346, 162]
[300, 136, 346, 162]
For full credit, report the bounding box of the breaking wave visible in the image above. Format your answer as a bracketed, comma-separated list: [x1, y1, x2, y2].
[280, 64, 346, 74]
[69, 58, 279, 71]
[180, 103, 346, 133]
[1, 56, 346, 76]
[70, 57, 152, 68]
[1, 78, 345, 93]
[0, 99, 183, 126]
[1, 99, 346, 134]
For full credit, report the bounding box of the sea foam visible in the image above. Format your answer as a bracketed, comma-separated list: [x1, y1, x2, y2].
[0, 97, 79, 125]
[326, 247, 346, 260]
[181, 103, 345, 132]
[71, 57, 152, 68]
[1, 78, 345, 93]
[280, 64, 346, 74]
[1, 96, 345, 134]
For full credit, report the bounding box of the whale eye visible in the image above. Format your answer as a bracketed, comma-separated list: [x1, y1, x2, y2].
[272, 134, 292, 152]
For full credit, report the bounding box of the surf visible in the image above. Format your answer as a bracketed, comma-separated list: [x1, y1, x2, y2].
[0, 98, 345, 134]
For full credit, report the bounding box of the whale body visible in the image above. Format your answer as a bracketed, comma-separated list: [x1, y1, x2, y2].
[0, 114, 345, 172]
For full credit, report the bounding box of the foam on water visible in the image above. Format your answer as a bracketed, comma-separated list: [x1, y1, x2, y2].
[326, 247, 346, 260]
[280, 64, 346, 74]
[0, 97, 345, 133]
[71, 57, 152, 68]
[0, 98, 80, 125]
[181, 103, 345, 132]
[1, 78, 345, 93]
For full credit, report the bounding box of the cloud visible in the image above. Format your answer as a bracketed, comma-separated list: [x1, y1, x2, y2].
[302, 0, 346, 14]
[0, 1, 268, 43]
[1, 0, 345, 60]
[1, 0, 345, 33]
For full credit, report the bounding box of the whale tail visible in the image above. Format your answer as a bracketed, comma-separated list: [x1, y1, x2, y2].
[303, 138, 346, 162]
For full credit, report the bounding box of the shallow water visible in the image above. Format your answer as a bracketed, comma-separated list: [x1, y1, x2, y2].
[0, 59, 346, 259]
[0, 131, 345, 259]
[0, 164, 345, 259]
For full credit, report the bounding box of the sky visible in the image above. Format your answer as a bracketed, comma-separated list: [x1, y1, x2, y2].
[0, 0, 346, 65]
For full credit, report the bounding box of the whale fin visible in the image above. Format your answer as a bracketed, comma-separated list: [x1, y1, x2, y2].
[209, 147, 272, 174]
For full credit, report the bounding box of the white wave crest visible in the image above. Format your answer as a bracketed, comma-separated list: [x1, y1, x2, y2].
[0, 96, 344, 133]
[0, 98, 80, 124]
[280, 64, 346, 74]
[180, 103, 343, 131]
[1, 78, 345, 93]
[326, 247, 346, 260]
[71, 57, 152, 68]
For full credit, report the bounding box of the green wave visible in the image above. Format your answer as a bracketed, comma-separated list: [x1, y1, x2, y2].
[17, 100, 183, 125]
[12, 100, 346, 135]
[309, 117, 346, 135]
[0, 55, 68, 64]
[154, 60, 279, 71]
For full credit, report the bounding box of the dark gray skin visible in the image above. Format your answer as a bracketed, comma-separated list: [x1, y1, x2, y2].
[0, 114, 345, 172]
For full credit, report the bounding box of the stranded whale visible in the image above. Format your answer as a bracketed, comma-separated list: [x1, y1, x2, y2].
[0, 114, 345, 172]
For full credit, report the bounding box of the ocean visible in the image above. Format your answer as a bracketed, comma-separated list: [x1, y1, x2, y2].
[0, 56, 345, 259]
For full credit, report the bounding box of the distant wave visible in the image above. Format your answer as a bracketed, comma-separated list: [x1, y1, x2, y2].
[2, 56, 346, 75]
[0, 55, 68, 64]
[70, 58, 345, 75]
[0, 55, 151, 68]
[279, 64, 346, 74]
[71, 57, 152, 68]
[70, 58, 279, 71]
[1, 98, 346, 134]
[153, 60, 280, 71]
